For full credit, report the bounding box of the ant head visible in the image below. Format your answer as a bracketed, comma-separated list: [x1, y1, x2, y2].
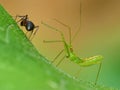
[25, 15, 28, 20]
[22, 15, 28, 20]
[25, 15, 28, 18]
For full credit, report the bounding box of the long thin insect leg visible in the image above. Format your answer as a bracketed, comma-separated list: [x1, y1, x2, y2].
[95, 63, 102, 85]
[52, 49, 64, 63]
[41, 21, 71, 66]
[41, 21, 66, 43]
[74, 67, 82, 79]
[56, 55, 66, 67]
[43, 40, 63, 43]
[71, 0, 82, 42]
[43, 40, 64, 63]
[53, 19, 72, 45]
[41, 21, 70, 55]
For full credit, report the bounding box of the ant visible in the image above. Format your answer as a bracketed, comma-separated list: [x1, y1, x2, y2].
[15, 15, 39, 40]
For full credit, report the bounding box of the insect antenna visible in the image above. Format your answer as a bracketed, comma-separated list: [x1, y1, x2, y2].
[72, 0, 82, 42]
[53, 19, 72, 46]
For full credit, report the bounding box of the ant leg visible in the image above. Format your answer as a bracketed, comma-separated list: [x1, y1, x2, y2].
[25, 31, 33, 40]
[30, 26, 39, 41]
[25, 31, 29, 34]
[27, 30, 33, 40]
[15, 15, 19, 21]
[15, 15, 24, 22]
[15, 15, 27, 23]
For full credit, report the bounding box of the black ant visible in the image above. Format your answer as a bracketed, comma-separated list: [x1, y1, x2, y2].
[15, 15, 39, 40]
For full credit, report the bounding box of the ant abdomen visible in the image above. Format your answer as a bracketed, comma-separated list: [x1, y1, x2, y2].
[25, 21, 35, 31]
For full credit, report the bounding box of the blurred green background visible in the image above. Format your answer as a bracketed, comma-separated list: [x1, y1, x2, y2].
[1, 0, 120, 88]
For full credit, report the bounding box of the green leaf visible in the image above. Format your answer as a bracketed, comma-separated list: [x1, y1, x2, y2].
[0, 5, 118, 90]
